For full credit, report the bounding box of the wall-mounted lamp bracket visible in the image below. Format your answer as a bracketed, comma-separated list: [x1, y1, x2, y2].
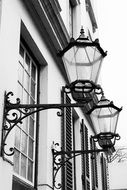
[52, 142, 107, 190]
[1, 91, 90, 157]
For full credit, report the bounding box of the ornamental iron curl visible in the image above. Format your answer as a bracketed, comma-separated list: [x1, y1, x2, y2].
[1, 91, 89, 157]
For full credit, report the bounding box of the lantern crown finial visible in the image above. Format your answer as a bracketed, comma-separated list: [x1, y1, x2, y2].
[78, 27, 89, 41]
[80, 27, 85, 37]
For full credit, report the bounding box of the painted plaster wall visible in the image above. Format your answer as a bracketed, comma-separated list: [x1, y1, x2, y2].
[109, 161, 127, 189]
[0, 0, 21, 189]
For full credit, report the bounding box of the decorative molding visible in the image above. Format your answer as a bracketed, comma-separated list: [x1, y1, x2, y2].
[23, 0, 69, 51]
[85, 0, 98, 32]
[22, 0, 70, 81]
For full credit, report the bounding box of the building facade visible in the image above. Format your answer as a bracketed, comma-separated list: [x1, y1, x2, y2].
[0, 0, 109, 190]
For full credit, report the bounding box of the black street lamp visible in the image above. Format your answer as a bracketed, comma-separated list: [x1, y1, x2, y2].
[88, 94, 122, 149]
[58, 28, 122, 148]
[59, 27, 107, 102]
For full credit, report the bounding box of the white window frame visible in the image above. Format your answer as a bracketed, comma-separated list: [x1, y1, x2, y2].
[13, 41, 38, 186]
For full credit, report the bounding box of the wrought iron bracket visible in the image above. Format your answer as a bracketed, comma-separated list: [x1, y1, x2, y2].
[52, 142, 107, 190]
[1, 91, 90, 157]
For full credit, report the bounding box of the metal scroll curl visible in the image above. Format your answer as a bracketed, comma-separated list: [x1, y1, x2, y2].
[52, 143, 63, 189]
[2, 92, 32, 156]
[52, 142, 83, 190]
[2, 92, 40, 157]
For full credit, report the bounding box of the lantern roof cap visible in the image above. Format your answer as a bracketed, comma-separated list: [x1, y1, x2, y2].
[58, 27, 107, 57]
[87, 94, 122, 114]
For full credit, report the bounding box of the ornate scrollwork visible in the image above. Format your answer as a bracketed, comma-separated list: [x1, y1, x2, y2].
[52, 141, 107, 190]
[2, 92, 56, 156]
[52, 142, 63, 189]
[2, 92, 35, 156]
[57, 111, 63, 117]
[2, 91, 86, 157]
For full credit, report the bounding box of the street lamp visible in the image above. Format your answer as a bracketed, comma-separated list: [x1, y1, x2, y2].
[51, 29, 121, 189]
[88, 94, 122, 149]
[58, 28, 122, 148]
[59, 27, 107, 102]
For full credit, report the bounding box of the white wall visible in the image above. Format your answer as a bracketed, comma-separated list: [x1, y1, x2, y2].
[0, 0, 21, 189]
[109, 161, 127, 189]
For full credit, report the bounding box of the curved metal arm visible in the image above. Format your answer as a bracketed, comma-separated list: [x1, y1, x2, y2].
[1, 91, 88, 157]
[52, 142, 107, 190]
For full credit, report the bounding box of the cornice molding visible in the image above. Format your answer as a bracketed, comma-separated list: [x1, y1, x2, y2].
[85, 0, 98, 32]
[23, 0, 69, 81]
[23, 0, 70, 51]
[40, 0, 70, 48]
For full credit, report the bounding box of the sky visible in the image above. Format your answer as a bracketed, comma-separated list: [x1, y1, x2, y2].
[96, 0, 127, 147]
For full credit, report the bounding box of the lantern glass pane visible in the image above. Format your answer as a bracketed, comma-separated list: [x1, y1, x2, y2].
[62, 45, 103, 83]
[90, 106, 120, 135]
[62, 46, 77, 82]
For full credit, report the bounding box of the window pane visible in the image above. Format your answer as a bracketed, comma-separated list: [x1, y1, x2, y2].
[31, 80, 35, 99]
[30, 98, 35, 119]
[15, 126, 21, 149]
[21, 154, 27, 178]
[27, 159, 33, 182]
[17, 83, 23, 101]
[18, 63, 24, 84]
[30, 97, 35, 104]
[31, 63, 36, 81]
[29, 117, 34, 138]
[25, 53, 30, 72]
[21, 132, 28, 154]
[23, 90, 29, 104]
[20, 44, 24, 58]
[24, 71, 30, 91]
[13, 149, 20, 174]
[28, 138, 34, 159]
[22, 117, 28, 133]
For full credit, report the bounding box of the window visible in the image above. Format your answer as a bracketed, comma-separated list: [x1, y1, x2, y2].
[13, 42, 38, 185]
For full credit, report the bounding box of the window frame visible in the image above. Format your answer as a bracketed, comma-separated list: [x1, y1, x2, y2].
[13, 39, 39, 187]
